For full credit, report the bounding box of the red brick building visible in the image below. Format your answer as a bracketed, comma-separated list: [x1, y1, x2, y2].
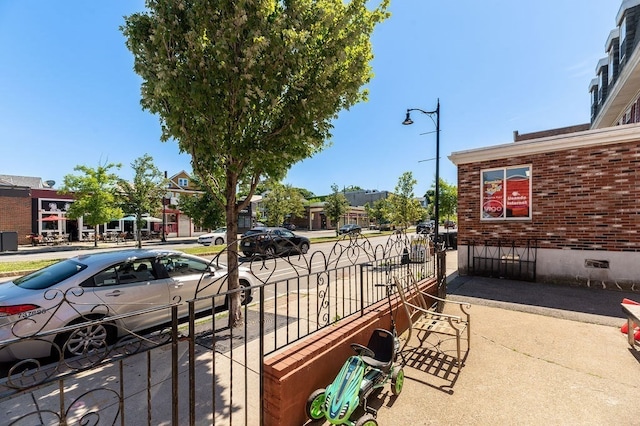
[449, 1, 640, 291]
[450, 125, 640, 291]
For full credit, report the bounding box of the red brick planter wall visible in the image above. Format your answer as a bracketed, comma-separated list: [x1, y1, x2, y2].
[263, 277, 437, 426]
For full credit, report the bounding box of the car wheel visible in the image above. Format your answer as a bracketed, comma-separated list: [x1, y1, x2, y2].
[214, 237, 224, 245]
[242, 251, 253, 257]
[300, 242, 309, 254]
[239, 280, 252, 305]
[55, 318, 115, 360]
[225, 280, 252, 308]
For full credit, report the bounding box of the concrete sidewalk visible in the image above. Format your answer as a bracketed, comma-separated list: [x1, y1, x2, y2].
[372, 274, 640, 425]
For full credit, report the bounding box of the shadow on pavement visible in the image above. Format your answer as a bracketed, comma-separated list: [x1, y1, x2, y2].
[448, 275, 639, 325]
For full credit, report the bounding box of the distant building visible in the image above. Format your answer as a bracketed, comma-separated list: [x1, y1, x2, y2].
[0, 171, 214, 245]
[341, 189, 390, 207]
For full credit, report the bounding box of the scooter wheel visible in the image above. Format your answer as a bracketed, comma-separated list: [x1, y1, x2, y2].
[306, 388, 326, 420]
[391, 368, 404, 396]
[355, 414, 378, 426]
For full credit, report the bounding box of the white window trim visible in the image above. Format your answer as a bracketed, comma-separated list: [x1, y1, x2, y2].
[480, 164, 532, 221]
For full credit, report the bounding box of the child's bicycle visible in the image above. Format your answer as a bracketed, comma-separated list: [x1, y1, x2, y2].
[305, 284, 404, 426]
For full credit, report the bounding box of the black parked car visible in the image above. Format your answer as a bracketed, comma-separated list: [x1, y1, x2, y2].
[416, 221, 434, 234]
[282, 223, 296, 231]
[241, 227, 310, 257]
[339, 224, 362, 234]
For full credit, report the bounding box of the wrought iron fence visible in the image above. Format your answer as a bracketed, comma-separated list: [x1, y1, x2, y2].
[466, 239, 538, 281]
[0, 231, 435, 425]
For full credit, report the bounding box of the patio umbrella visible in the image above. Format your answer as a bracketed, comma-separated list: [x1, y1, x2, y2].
[142, 216, 163, 222]
[41, 215, 67, 222]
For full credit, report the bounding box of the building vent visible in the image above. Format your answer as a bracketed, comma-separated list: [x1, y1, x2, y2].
[584, 259, 609, 269]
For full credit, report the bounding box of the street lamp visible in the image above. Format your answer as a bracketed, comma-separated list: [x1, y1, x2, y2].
[402, 99, 440, 249]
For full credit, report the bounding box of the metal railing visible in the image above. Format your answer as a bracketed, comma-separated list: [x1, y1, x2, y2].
[0, 231, 436, 425]
[466, 239, 538, 281]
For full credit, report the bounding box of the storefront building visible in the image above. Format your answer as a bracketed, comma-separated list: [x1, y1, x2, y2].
[449, 1, 640, 292]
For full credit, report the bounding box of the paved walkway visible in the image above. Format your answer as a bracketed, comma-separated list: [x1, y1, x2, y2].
[2, 244, 640, 424]
[372, 272, 640, 425]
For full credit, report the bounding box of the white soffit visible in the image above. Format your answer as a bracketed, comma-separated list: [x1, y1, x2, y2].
[448, 123, 640, 165]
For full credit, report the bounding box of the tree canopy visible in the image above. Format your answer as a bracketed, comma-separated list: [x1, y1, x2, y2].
[426, 178, 458, 223]
[118, 154, 168, 248]
[59, 162, 123, 247]
[324, 184, 350, 235]
[262, 180, 305, 226]
[388, 171, 423, 229]
[122, 0, 389, 327]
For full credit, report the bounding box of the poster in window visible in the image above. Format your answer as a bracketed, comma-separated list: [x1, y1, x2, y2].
[505, 167, 530, 218]
[482, 170, 505, 219]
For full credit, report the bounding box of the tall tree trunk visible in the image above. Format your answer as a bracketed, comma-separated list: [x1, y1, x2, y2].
[136, 218, 142, 249]
[225, 173, 243, 328]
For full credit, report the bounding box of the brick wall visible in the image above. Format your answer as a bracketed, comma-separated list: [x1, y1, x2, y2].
[0, 189, 32, 246]
[457, 139, 640, 252]
[263, 277, 437, 426]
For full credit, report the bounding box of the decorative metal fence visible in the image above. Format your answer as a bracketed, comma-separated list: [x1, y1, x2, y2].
[466, 239, 538, 281]
[0, 231, 435, 425]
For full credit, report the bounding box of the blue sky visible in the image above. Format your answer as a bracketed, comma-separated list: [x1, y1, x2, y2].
[0, 1, 615, 197]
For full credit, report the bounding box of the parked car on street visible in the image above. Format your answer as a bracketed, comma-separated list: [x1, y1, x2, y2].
[282, 223, 296, 231]
[0, 249, 256, 362]
[197, 227, 227, 246]
[241, 227, 310, 257]
[339, 224, 362, 235]
[443, 220, 456, 229]
[416, 221, 434, 234]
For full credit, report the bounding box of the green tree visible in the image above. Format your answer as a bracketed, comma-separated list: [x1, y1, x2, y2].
[262, 181, 305, 226]
[324, 184, 350, 236]
[122, 0, 389, 327]
[438, 178, 458, 223]
[365, 198, 390, 229]
[293, 187, 315, 200]
[118, 154, 169, 248]
[59, 162, 123, 247]
[179, 191, 226, 231]
[388, 171, 423, 229]
[426, 178, 458, 223]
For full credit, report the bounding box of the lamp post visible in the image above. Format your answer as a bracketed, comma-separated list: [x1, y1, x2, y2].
[402, 99, 440, 249]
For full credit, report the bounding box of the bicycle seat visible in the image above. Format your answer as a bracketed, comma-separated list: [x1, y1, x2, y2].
[361, 328, 395, 372]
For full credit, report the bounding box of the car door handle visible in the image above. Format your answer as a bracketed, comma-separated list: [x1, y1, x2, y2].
[173, 282, 184, 288]
[105, 290, 122, 297]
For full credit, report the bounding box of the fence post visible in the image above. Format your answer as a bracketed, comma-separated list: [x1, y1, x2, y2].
[171, 305, 179, 426]
[436, 249, 447, 313]
[359, 264, 364, 317]
[259, 286, 265, 426]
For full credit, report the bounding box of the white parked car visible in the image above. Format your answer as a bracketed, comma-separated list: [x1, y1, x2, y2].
[0, 248, 256, 362]
[197, 227, 227, 246]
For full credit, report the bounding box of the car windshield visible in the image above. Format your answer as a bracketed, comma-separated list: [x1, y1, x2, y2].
[214, 228, 226, 233]
[13, 259, 88, 290]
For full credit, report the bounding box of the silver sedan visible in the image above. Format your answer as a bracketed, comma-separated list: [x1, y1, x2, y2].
[0, 248, 255, 362]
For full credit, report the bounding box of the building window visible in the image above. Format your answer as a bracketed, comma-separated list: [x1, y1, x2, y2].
[178, 178, 188, 187]
[481, 165, 531, 220]
[620, 17, 627, 62]
[608, 48, 616, 84]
